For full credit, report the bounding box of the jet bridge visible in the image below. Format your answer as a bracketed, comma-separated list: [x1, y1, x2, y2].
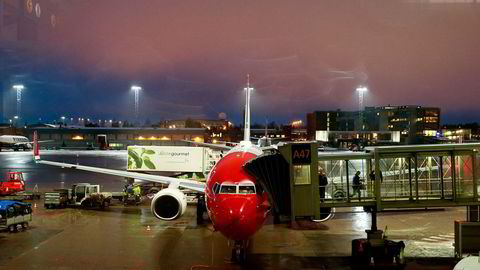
[245, 142, 480, 220]
[245, 142, 480, 257]
[318, 143, 480, 210]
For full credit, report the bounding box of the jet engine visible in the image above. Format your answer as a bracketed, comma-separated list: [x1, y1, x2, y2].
[150, 188, 187, 220]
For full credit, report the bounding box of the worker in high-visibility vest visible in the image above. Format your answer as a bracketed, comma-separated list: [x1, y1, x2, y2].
[133, 185, 142, 204]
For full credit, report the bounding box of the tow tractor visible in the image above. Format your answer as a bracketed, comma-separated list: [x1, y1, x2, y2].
[351, 208, 405, 268]
[44, 183, 112, 209]
[0, 172, 25, 196]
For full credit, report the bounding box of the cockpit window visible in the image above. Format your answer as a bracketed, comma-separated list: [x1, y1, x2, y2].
[238, 185, 255, 194]
[220, 185, 237, 194]
[213, 183, 220, 194]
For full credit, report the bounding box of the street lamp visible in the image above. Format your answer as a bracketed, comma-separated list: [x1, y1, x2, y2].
[61, 116, 66, 125]
[356, 86, 368, 111]
[13, 115, 18, 127]
[356, 86, 368, 130]
[243, 75, 254, 141]
[12, 84, 25, 119]
[131, 85, 142, 124]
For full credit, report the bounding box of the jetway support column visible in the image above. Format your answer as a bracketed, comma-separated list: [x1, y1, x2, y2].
[414, 154, 419, 201]
[440, 156, 445, 199]
[408, 157, 413, 201]
[345, 160, 350, 202]
[374, 150, 381, 210]
[451, 151, 457, 201]
[472, 150, 478, 201]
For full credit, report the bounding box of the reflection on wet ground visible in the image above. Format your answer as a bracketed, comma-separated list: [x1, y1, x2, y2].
[0, 203, 462, 269]
[0, 150, 466, 269]
[0, 150, 128, 192]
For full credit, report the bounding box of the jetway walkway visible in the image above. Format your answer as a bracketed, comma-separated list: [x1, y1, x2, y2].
[317, 143, 480, 210]
[245, 142, 480, 221]
[245, 142, 480, 258]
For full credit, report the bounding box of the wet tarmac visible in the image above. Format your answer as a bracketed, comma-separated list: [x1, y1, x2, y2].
[0, 150, 128, 192]
[0, 150, 467, 269]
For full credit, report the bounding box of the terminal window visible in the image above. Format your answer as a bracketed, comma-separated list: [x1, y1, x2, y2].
[293, 165, 311, 185]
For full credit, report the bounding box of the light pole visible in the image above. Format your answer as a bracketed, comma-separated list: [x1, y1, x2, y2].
[131, 85, 142, 124]
[356, 86, 368, 111]
[61, 116, 66, 125]
[13, 84, 24, 119]
[356, 86, 368, 130]
[243, 75, 254, 141]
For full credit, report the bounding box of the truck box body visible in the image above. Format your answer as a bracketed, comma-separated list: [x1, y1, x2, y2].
[44, 189, 70, 208]
[127, 146, 221, 173]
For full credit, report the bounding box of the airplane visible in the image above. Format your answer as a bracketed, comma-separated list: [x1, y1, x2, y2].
[0, 135, 51, 151]
[33, 75, 272, 262]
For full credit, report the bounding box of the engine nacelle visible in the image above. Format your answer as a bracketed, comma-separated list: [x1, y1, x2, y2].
[150, 188, 187, 220]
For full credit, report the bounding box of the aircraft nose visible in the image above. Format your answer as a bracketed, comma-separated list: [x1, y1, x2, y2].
[217, 197, 258, 240]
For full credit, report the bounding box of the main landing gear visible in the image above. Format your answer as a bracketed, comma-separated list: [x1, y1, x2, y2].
[231, 240, 248, 263]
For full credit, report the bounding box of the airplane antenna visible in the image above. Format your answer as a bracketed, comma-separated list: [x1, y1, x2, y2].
[243, 74, 253, 142]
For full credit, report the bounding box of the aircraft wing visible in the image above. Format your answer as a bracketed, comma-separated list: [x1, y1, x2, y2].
[181, 140, 232, 151]
[36, 160, 206, 193]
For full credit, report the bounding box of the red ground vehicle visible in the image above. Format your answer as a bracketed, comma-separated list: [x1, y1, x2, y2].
[0, 172, 26, 196]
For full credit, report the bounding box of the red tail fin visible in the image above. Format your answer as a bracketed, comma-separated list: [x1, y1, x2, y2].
[33, 131, 40, 161]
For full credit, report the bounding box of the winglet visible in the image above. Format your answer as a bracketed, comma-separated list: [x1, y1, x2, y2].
[33, 131, 40, 161]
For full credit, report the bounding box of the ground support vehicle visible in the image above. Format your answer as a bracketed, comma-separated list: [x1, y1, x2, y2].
[122, 184, 142, 206]
[352, 231, 405, 268]
[351, 209, 405, 268]
[0, 200, 32, 233]
[0, 172, 25, 196]
[44, 189, 69, 208]
[44, 183, 112, 209]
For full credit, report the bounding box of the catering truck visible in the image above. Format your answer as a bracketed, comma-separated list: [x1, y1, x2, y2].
[0, 200, 32, 232]
[44, 183, 112, 209]
[127, 146, 222, 174]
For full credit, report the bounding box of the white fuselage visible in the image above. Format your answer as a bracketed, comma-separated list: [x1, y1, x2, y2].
[0, 135, 31, 150]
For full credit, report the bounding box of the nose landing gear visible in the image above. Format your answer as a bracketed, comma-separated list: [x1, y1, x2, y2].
[230, 240, 248, 263]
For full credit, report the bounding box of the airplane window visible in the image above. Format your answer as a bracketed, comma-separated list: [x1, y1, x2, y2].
[220, 185, 237, 194]
[239, 185, 255, 194]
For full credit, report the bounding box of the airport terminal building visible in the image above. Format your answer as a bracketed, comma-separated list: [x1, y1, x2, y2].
[307, 105, 441, 145]
[25, 126, 207, 149]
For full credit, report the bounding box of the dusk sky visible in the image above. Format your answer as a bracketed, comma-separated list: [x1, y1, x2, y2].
[2, 0, 480, 125]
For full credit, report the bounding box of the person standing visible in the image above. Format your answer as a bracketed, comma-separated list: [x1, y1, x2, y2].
[318, 169, 328, 202]
[352, 171, 363, 200]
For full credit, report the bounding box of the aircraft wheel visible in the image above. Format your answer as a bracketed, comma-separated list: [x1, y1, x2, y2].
[231, 247, 247, 263]
[395, 246, 405, 265]
[8, 225, 17, 233]
[101, 200, 109, 209]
